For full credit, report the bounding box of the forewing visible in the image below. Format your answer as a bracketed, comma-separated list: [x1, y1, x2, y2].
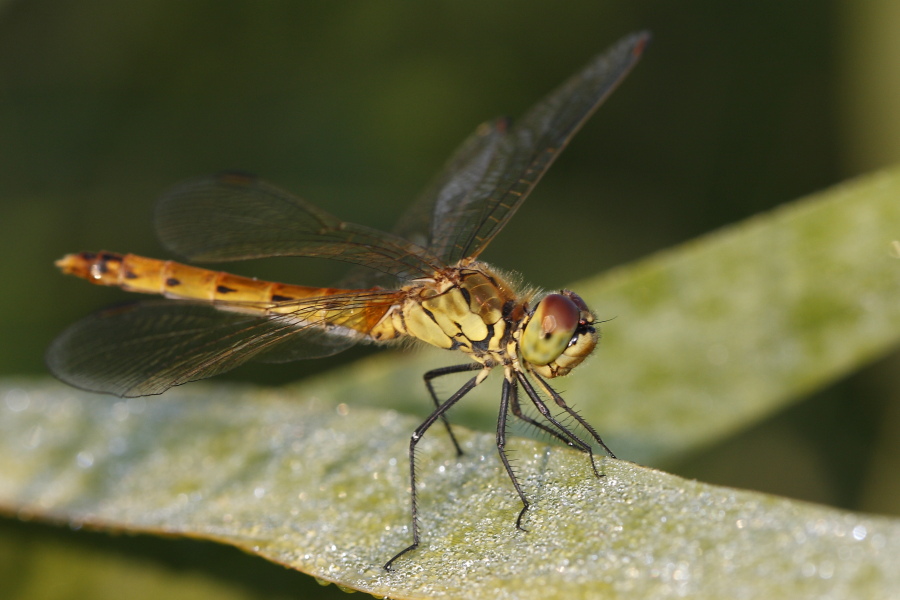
[46, 291, 403, 397]
[391, 118, 508, 251]
[155, 172, 444, 278]
[338, 120, 506, 290]
[418, 31, 649, 263]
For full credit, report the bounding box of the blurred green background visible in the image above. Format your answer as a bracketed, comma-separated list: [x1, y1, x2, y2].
[2, 1, 899, 597]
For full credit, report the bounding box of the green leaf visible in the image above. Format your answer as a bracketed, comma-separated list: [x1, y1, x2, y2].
[3, 168, 900, 598]
[1, 380, 899, 600]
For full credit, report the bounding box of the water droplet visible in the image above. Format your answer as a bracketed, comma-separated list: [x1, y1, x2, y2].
[26, 425, 43, 449]
[4, 388, 30, 412]
[76, 451, 94, 469]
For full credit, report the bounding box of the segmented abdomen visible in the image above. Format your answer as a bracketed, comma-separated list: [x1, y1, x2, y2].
[54, 252, 400, 340]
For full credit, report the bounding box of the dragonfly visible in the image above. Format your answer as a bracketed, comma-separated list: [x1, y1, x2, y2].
[48, 31, 649, 570]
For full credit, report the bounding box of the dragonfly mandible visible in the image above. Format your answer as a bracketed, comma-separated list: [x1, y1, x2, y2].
[48, 31, 650, 570]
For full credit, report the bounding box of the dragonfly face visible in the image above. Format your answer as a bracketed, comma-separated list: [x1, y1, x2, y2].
[48, 32, 650, 570]
[519, 290, 599, 378]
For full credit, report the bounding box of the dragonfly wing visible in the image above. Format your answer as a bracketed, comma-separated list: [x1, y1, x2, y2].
[46, 292, 402, 397]
[338, 118, 507, 288]
[391, 118, 508, 252]
[337, 119, 508, 289]
[155, 172, 444, 278]
[417, 32, 649, 263]
[252, 289, 404, 363]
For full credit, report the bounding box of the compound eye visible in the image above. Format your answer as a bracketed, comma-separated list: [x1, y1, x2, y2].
[563, 289, 590, 313]
[520, 294, 580, 366]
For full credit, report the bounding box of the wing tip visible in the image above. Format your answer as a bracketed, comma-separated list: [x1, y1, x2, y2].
[632, 31, 652, 56]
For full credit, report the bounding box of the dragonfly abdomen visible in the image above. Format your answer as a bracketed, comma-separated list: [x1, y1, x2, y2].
[55, 251, 353, 313]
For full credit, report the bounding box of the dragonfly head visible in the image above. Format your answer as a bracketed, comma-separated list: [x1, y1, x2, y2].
[519, 290, 598, 378]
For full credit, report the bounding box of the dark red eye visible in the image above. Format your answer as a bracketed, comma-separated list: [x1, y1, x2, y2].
[561, 290, 589, 314]
[538, 294, 579, 336]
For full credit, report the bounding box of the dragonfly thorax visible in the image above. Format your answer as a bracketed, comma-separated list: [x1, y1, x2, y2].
[389, 261, 598, 379]
[391, 262, 521, 364]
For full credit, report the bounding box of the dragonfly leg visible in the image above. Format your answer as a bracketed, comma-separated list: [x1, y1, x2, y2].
[384, 374, 481, 571]
[531, 371, 617, 459]
[497, 376, 531, 531]
[516, 371, 601, 478]
[423, 363, 482, 456]
[509, 380, 588, 450]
